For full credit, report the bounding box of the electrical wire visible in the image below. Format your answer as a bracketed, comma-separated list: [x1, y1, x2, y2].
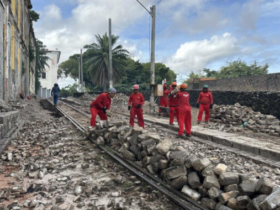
[156, 0, 162, 5]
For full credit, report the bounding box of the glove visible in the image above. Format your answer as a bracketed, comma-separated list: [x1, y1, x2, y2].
[210, 104, 213, 109]
[102, 107, 107, 114]
[128, 106, 131, 111]
[196, 103, 199, 108]
[136, 104, 141, 109]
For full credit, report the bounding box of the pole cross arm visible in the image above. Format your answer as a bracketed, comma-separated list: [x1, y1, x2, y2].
[136, 0, 151, 15]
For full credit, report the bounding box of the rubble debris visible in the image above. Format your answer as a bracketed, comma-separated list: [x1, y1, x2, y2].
[210, 103, 280, 136]
[93, 121, 280, 210]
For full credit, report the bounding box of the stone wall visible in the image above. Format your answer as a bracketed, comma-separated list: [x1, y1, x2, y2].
[191, 73, 280, 92]
[187, 90, 280, 120]
[0, 110, 19, 139]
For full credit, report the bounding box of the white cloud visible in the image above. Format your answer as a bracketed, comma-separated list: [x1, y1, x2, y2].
[166, 33, 244, 74]
[43, 4, 62, 20]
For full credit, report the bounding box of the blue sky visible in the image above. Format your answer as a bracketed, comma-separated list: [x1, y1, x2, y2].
[32, 0, 280, 86]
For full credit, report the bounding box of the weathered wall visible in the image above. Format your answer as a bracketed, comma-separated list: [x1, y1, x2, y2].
[188, 90, 280, 119]
[0, 4, 4, 100]
[192, 73, 280, 92]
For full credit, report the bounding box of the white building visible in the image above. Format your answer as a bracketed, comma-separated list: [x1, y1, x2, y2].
[37, 50, 61, 98]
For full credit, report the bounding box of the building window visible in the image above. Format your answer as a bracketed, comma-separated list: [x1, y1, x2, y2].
[42, 72, 46, 79]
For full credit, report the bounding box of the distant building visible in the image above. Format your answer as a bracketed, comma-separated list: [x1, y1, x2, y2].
[37, 51, 61, 98]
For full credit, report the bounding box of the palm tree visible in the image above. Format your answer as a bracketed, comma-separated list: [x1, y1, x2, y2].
[84, 33, 129, 89]
[35, 39, 50, 91]
[35, 39, 50, 73]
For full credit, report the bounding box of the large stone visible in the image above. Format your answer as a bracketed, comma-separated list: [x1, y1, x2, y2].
[198, 186, 208, 197]
[185, 155, 198, 169]
[219, 191, 239, 204]
[218, 205, 233, 210]
[256, 177, 273, 195]
[259, 189, 280, 210]
[137, 133, 147, 142]
[156, 139, 173, 155]
[181, 185, 201, 201]
[128, 134, 139, 145]
[158, 159, 169, 170]
[239, 179, 258, 196]
[168, 151, 188, 161]
[219, 172, 239, 186]
[188, 172, 201, 189]
[150, 154, 164, 164]
[141, 139, 156, 149]
[203, 176, 221, 189]
[164, 166, 187, 180]
[208, 187, 221, 199]
[214, 164, 228, 175]
[224, 184, 238, 192]
[247, 195, 267, 210]
[170, 176, 188, 190]
[202, 165, 215, 177]
[192, 158, 211, 171]
[201, 198, 217, 210]
[122, 150, 135, 161]
[146, 133, 161, 143]
[227, 198, 239, 210]
[123, 128, 133, 140]
[236, 195, 251, 209]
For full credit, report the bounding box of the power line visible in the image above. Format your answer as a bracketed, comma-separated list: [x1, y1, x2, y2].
[156, 0, 162, 5]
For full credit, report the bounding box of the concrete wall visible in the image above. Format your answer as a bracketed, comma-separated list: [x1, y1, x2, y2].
[191, 73, 280, 92]
[187, 90, 280, 120]
[0, 110, 19, 139]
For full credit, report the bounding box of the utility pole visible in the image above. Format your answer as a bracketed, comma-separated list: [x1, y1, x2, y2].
[76, 56, 81, 92]
[108, 18, 113, 89]
[80, 49, 84, 92]
[136, 0, 156, 113]
[150, 5, 156, 111]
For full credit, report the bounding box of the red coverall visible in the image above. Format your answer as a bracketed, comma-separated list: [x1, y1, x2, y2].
[169, 92, 179, 124]
[197, 90, 213, 122]
[159, 88, 169, 113]
[128, 92, 145, 128]
[177, 91, 192, 136]
[90, 93, 111, 127]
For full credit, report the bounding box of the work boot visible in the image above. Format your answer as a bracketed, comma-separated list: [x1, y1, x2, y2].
[176, 134, 183, 139]
[205, 121, 209, 124]
[197, 121, 201, 124]
[186, 134, 192, 138]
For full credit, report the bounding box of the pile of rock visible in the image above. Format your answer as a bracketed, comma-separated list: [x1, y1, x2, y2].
[0, 100, 14, 112]
[90, 122, 280, 210]
[210, 103, 280, 136]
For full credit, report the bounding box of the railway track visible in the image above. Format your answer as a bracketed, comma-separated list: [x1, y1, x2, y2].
[59, 98, 280, 170]
[42, 99, 207, 210]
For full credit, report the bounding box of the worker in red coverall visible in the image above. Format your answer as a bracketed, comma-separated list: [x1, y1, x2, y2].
[196, 85, 213, 124]
[128, 84, 145, 128]
[176, 83, 192, 138]
[159, 85, 169, 114]
[90, 88, 116, 127]
[169, 82, 179, 125]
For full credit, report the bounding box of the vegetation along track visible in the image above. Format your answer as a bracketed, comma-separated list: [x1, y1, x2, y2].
[42, 99, 207, 210]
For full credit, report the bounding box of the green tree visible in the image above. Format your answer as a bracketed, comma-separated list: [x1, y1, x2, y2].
[35, 39, 50, 92]
[29, 10, 40, 22]
[84, 33, 129, 89]
[217, 60, 268, 78]
[60, 84, 79, 97]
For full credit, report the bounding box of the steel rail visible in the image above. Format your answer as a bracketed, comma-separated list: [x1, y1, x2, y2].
[46, 99, 207, 210]
[61, 99, 280, 169]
